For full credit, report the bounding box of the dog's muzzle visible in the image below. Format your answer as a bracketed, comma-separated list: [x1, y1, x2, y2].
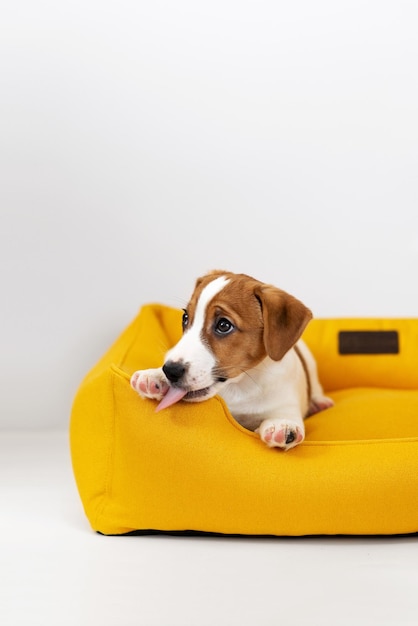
[162, 360, 187, 384]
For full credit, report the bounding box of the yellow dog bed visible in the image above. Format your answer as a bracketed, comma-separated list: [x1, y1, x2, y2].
[70, 305, 418, 536]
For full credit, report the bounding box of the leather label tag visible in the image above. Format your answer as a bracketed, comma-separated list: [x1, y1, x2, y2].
[338, 331, 399, 355]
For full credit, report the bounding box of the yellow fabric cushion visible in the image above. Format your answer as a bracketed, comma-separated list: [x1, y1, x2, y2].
[70, 305, 418, 536]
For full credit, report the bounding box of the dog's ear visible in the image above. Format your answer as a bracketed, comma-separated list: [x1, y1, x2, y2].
[254, 285, 313, 361]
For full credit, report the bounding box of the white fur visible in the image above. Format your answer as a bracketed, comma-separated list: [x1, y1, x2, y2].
[131, 275, 333, 451]
[220, 351, 307, 430]
[164, 276, 230, 393]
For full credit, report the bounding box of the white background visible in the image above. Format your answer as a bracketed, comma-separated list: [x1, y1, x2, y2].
[1, 0, 417, 430]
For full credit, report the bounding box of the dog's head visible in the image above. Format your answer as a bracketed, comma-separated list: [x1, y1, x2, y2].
[163, 270, 312, 402]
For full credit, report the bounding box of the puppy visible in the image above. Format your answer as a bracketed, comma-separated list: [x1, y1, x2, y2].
[131, 270, 333, 450]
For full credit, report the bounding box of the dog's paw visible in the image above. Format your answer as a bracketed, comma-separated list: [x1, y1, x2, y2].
[307, 395, 334, 417]
[130, 369, 169, 401]
[258, 419, 305, 451]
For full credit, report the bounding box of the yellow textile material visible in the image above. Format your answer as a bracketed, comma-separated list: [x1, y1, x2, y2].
[70, 305, 418, 536]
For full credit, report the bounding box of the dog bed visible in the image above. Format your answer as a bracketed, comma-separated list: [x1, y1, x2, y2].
[70, 304, 418, 536]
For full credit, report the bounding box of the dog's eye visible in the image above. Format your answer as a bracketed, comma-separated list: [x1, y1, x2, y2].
[182, 310, 189, 330]
[214, 317, 234, 335]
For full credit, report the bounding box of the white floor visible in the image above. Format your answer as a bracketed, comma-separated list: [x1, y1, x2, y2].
[1, 431, 417, 626]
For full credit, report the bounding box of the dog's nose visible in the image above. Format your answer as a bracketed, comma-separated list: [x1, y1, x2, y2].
[162, 360, 187, 384]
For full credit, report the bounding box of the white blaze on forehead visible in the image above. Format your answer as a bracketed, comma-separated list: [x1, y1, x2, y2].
[190, 276, 230, 335]
[165, 275, 230, 374]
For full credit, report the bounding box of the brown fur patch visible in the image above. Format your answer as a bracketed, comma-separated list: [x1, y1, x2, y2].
[184, 271, 312, 381]
[294, 344, 312, 401]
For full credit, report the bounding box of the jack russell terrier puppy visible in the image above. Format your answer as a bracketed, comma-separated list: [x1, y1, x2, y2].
[131, 270, 333, 450]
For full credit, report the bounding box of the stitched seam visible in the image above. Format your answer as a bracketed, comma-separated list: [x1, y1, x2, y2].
[94, 369, 116, 529]
[112, 368, 418, 447]
[119, 312, 144, 369]
[112, 364, 131, 380]
[301, 438, 418, 447]
[215, 396, 418, 446]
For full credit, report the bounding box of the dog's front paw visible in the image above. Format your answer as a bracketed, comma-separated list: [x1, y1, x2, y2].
[258, 419, 304, 451]
[130, 368, 169, 401]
